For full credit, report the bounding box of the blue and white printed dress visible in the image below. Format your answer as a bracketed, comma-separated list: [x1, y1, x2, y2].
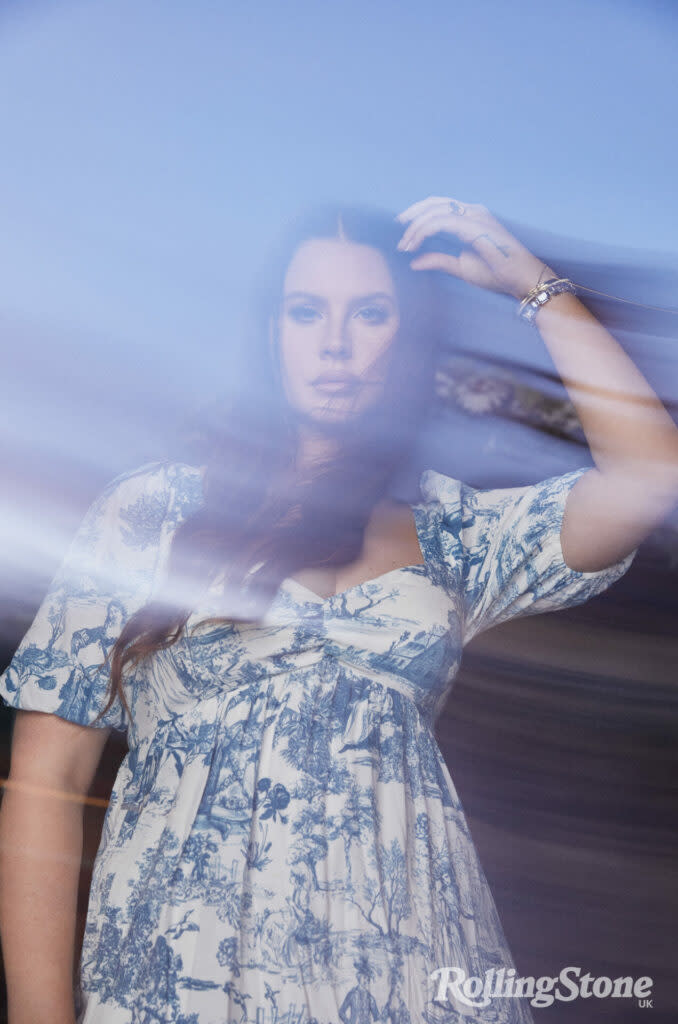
[0, 461, 637, 1024]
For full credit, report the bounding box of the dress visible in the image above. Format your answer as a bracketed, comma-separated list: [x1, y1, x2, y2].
[0, 460, 637, 1024]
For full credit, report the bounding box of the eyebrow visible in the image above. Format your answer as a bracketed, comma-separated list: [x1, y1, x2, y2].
[283, 290, 396, 303]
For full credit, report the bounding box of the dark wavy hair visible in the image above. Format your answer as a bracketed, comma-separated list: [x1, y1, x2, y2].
[95, 201, 448, 725]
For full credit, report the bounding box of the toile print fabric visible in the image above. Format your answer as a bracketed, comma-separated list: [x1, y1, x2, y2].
[0, 460, 637, 1024]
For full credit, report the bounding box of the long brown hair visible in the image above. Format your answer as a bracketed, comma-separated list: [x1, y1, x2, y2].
[95, 201, 447, 725]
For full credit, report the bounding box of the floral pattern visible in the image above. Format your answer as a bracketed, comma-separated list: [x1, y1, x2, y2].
[0, 459, 637, 1023]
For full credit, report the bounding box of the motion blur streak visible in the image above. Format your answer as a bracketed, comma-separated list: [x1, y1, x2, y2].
[1, 2, 677, 1021]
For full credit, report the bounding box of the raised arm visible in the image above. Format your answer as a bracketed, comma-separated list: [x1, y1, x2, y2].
[524, 287, 678, 571]
[396, 195, 678, 571]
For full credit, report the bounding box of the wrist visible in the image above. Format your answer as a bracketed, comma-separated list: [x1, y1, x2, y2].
[516, 275, 577, 325]
[513, 264, 558, 301]
[532, 288, 586, 324]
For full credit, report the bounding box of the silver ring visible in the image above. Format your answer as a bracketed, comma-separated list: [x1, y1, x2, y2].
[449, 200, 465, 215]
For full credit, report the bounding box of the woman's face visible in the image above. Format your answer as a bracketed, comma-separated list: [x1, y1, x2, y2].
[273, 237, 401, 427]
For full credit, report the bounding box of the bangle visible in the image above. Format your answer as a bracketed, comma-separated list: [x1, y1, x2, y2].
[517, 276, 570, 311]
[517, 277, 577, 324]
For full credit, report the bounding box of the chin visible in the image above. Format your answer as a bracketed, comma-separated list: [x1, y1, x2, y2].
[310, 408, 359, 427]
[291, 402, 365, 434]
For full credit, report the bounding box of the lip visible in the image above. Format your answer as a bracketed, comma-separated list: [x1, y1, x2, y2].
[312, 373, 359, 393]
[314, 380, 357, 393]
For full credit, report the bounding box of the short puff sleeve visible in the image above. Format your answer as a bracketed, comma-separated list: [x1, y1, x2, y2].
[0, 461, 198, 733]
[420, 466, 638, 646]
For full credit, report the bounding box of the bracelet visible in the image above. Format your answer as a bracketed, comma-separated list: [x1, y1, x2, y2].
[517, 276, 571, 312]
[517, 277, 577, 324]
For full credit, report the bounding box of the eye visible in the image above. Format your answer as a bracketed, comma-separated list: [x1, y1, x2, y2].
[356, 305, 389, 324]
[288, 304, 320, 323]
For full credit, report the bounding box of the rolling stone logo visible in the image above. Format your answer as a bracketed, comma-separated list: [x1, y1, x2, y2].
[429, 966, 654, 1010]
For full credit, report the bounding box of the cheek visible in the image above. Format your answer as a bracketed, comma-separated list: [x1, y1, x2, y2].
[355, 328, 399, 376]
[277, 334, 311, 394]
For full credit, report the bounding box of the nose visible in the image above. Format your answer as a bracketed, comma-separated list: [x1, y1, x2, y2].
[322, 313, 352, 358]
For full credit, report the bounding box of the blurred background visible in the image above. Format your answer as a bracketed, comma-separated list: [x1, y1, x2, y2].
[0, 1, 677, 1021]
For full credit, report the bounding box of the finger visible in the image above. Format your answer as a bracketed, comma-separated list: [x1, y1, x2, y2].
[398, 198, 504, 241]
[408, 252, 464, 275]
[398, 209, 486, 252]
[396, 195, 475, 222]
[403, 207, 520, 258]
[409, 252, 499, 291]
[397, 207, 468, 250]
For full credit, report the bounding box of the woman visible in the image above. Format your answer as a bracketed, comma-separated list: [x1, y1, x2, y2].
[1, 196, 676, 1024]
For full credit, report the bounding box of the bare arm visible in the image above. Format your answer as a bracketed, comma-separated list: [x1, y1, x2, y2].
[533, 289, 678, 571]
[0, 711, 110, 1024]
[396, 197, 678, 570]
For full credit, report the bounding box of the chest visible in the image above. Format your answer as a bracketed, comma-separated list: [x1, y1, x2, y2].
[288, 502, 425, 601]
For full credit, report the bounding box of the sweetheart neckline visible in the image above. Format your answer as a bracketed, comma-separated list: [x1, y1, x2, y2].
[280, 563, 428, 604]
[279, 503, 429, 604]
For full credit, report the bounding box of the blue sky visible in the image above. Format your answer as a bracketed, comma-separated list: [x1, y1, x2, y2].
[2, 0, 676, 341]
[1, 0, 677, 534]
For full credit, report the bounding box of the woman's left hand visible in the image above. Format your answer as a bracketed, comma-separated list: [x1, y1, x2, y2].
[396, 195, 555, 300]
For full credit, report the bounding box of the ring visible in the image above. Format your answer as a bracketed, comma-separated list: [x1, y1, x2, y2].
[449, 200, 465, 215]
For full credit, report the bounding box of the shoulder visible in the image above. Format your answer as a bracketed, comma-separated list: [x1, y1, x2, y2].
[418, 468, 463, 507]
[418, 468, 476, 524]
[97, 459, 206, 521]
[100, 459, 204, 499]
[418, 465, 589, 515]
[72, 460, 206, 561]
